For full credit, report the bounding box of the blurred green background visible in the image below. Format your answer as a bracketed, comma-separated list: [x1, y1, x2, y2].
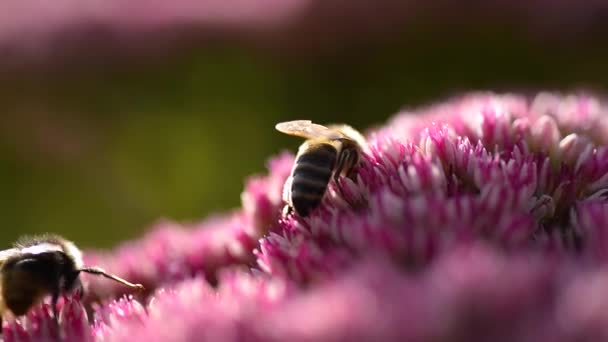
[1, 7, 607, 248]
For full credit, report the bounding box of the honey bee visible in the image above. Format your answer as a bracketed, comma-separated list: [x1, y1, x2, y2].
[276, 120, 367, 217]
[0, 234, 144, 326]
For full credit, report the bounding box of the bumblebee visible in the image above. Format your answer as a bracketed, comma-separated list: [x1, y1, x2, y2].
[0, 234, 143, 325]
[276, 120, 367, 217]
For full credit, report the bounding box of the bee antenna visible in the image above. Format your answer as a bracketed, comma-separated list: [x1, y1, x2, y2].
[78, 266, 145, 291]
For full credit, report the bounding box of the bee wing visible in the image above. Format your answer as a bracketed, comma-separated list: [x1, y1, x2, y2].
[0, 248, 19, 266]
[275, 120, 343, 140]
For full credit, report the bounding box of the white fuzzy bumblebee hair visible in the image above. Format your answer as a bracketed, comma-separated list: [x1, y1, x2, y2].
[14, 234, 84, 269]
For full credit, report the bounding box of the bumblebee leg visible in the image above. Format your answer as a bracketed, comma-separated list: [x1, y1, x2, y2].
[51, 288, 60, 332]
[74, 282, 84, 300]
[282, 204, 293, 217]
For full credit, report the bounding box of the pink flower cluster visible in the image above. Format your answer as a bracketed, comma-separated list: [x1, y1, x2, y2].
[5, 92, 608, 341]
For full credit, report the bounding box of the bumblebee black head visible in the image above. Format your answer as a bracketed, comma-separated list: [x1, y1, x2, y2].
[0, 235, 144, 327]
[1, 248, 81, 321]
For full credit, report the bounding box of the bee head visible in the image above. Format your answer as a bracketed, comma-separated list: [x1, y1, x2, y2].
[0, 250, 81, 316]
[4, 250, 81, 292]
[0, 235, 142, 320]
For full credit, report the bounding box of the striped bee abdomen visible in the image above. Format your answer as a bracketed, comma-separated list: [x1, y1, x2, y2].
[290, 143, 337, 216]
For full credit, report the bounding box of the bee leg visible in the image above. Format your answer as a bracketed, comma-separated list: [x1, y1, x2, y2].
[51, 288, 60, 333]
[333, 152, 351, 204]
[334, 172, 356, 211]
[334, 150, 363, 210]
[74, 282, 84, 300]
[336, 148, 359, 197]
[334, 175, 347, 199]
[282, 204, 293, 217]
